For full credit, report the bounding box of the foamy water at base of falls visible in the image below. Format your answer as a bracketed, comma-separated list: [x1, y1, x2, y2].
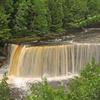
[0, 74, 78, 89]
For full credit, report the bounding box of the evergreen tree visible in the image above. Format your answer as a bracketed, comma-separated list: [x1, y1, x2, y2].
[0, 0, 100, 38]
[0, 6, 10, 40]
[2, 0, 13, 15]
[0, 0, 18, 35]
[48, 0, 64, 33]
[5, 0, 14, 33]
[87, 0, 99, 16]
[32, 0, 49, 35]
[63, 0, 73, 29]
[63, 0, 88, 29]
[15, 0, 49, 36]
[15, 0, 32, 36]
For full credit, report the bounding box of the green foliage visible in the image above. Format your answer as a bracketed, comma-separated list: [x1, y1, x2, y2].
[0, 0, 14, 15]
[0, 73, 13, 100]
[63, 0, 87, 29]
[87, 0, 100, 16]
[15, 0, 49, 35]
[33, 0, 49, 34]
[27, 78, 67, 100]
[15, 0, 30, 36]
[0, 0, 14, 32]
[80, 15, 100, 27]
[48, 0, 64, 33]
[63, 0, 100, 30]
[0, 0, 100, 39]
[0, 6, 11, 40]
[66, 59, 100, 100]
[71, 15, 100, 28]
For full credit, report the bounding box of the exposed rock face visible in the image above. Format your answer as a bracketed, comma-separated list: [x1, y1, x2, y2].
[0, 57, 6, 67]
[0, 43, 8, 67]
[10, 87, 28, 100]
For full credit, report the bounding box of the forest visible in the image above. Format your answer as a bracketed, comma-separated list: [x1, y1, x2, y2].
[0, 0, 100, 42]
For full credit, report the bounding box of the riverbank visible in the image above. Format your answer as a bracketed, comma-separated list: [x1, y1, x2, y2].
[8, 28, 100, 45]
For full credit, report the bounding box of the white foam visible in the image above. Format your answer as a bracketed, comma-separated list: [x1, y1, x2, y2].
[0, 74, 78, 89]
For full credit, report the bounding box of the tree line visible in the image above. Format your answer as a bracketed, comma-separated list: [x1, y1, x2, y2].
[0, 0, 100, 40]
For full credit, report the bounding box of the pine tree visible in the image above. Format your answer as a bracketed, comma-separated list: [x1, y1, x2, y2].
[33, 0, 49, 35]
[15, 0, 49, 36]
[15, 0, 31, 36]
[63, 0, 88, 29]
[48, 0, 64, 33]
[0, 6, 10, 40]
[5, 0, 14, 34]
[63, 0, 73, 29]
[0, 0, 18, 35]
[87, 0, 99, 16]
[3, 0, 13, 15]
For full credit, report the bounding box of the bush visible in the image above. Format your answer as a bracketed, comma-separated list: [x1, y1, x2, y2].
[71, 15, 100, 29]
[66, 59, 100, 100]
[27, 78, 67, 100]
[27, 59, 100, 100]
[0, 73, 13, 100]
[79, 15, 100, 28]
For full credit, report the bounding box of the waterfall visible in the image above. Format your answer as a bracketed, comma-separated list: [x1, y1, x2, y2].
[8, 43, 100, 78]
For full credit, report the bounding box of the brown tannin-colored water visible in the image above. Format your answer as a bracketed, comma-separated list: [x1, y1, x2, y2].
[8, 43, 100, 78]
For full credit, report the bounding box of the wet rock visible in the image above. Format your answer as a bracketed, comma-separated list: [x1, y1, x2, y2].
[10, 88, 28, 100]
[0, 56, 6, 67]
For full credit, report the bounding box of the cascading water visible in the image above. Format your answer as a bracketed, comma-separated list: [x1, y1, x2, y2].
[8, 43, 100, 78]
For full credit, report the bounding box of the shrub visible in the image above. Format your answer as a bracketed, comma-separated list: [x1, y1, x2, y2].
[71, 15, 100, 28]
[27, 78, 67, 100]
[0, 73, 13, 100]
[66, 59, 100, 100]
